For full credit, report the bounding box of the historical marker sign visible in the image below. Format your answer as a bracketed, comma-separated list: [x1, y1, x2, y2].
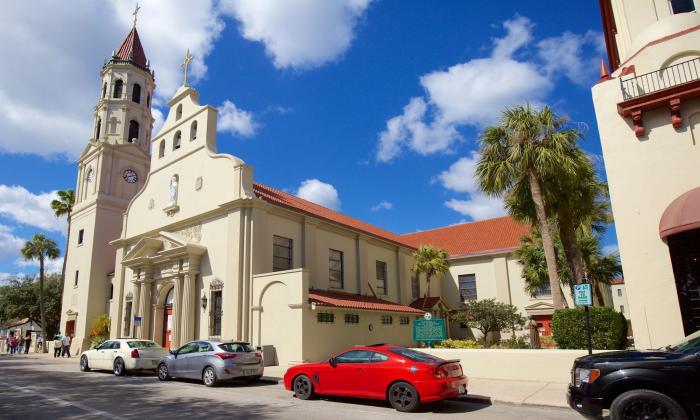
[413, 319, 446, 342]
[574, 283, 593, 307]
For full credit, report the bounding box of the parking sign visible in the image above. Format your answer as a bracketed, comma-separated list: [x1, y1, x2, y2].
[574, 284, 592, 306]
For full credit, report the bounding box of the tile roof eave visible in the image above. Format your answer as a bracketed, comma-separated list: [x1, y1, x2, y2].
[447, 246, 519, 260]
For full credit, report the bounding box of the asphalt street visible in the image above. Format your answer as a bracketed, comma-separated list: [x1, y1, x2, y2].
[0, 354, 582, 419]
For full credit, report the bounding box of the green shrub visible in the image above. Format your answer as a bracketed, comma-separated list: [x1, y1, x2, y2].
[434, 339, 483, 349]
[491, 335, 530, 349]
[551, 307, 626, 350]
[90, 335, 108, 349]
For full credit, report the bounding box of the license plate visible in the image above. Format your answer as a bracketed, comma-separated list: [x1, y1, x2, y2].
[244, 369, 256, 376]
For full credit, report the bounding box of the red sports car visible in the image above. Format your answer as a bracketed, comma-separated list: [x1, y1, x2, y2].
[283, 344, 468, 412]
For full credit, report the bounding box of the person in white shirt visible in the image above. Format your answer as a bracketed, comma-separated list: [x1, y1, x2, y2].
[61, 334, 72, 358]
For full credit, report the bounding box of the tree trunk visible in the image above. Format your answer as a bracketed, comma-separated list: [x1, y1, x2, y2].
[59, 214, 71, 306]
[559, 211, 586, 297]
[39, 256, 48, 353]
[528, 171, 566, 309]
[422, 271, 432, 311]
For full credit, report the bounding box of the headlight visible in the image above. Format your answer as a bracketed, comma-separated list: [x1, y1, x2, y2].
[574, 368, 600, 387]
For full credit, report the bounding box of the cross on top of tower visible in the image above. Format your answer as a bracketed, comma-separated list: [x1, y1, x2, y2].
[181, 49, 194, 87]
[132, 3, 141, 27]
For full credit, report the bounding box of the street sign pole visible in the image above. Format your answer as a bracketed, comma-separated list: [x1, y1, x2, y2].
[584, 305, 592, 355]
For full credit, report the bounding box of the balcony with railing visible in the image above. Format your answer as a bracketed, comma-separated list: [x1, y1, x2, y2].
[617, 57, 700, 137]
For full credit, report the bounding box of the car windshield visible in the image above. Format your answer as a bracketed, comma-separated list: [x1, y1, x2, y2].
[668, 330, 700, 353]
[390, 348, 443, 363]
[219, 342, 253, 353]
[126, 340, 159, 349]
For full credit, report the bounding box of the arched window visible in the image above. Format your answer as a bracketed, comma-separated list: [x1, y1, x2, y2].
[95, 118, 102, 139]
[159, 140, 165, 158]
[113, 79, 123, 98]
[102, 83, 107, 99]
[173, 131, 182, 150]
[128, 120, 139, 143]
[190, 120, 197, 141]
[132, 84, 141, 104]
[176, 104, 183, 120]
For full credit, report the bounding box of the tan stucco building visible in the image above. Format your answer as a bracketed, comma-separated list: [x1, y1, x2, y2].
[593, 0, 700, 348]
[61, 25, 563, 365]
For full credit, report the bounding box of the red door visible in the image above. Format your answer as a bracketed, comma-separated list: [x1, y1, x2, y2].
[163, 307, 173, 350]
[65, 320, 75, 338]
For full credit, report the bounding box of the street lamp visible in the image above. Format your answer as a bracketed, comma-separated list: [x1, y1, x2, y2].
[201, 294, 208, 310]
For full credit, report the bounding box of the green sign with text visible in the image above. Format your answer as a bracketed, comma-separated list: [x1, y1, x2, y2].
[574, 283, 593, 306]
[413, 319, 446, 342]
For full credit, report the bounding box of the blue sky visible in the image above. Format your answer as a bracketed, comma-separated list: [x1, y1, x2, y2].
[0, 0, 617, 278]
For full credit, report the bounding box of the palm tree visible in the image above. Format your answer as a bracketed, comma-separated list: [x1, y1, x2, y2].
[477, 105, 583, 309]
[51, 189, 74, 299]
[21, 234, 60, 353]
[411, 245, 450, 310]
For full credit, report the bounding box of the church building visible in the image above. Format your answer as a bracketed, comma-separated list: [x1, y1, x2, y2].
[60, 23, 560, 366]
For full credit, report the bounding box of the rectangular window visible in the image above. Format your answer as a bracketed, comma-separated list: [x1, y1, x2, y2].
[78, 229, 84, 245]
[273, 235, 293, 272]
[381, 315, 393, 325]
[74, 270, 79, 287]
[617, 289, 622, 297]
[376, 261, 387, 295]
[123, 301, 132, 337]
[109, 284, 114, 300]
[344, 314, 359, 324]
[329, 249, 344, 289]
[535, 282, 552, 298]
[620, 305, 625, 314]
[210, 290, 223, 336]
[399, 316, 410, 325]
[458, 274, 477, 301]
[317, 312, 334, 323]
[411, 272, 420, 300]
[671, 0, 695, 14]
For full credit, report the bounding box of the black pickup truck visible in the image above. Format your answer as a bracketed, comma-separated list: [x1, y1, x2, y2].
[567, 330, 700, 419]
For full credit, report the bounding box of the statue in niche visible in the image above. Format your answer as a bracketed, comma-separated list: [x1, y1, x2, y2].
[168, 175, 179, 206]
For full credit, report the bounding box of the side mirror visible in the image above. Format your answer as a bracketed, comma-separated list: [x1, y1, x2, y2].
[329, 357, 337, 367]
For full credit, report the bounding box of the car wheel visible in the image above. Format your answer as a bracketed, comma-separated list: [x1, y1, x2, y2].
[79, 355, 90, 372]
[388, 382, 420, 412]
[113, 358, 126, 376]
[610, 389, 687, 420]
[157, 363, 170, 381]
[293, 375, 315, 400]
[202, 366, 218, 387]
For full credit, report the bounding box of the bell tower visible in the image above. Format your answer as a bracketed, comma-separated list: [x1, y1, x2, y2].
[60, 14, 155, 353]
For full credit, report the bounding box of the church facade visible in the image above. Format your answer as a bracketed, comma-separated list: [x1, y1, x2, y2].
[61, 26, 561, 366]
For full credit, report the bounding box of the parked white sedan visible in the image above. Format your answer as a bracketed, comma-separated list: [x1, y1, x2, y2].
[80, 339, 169, 376]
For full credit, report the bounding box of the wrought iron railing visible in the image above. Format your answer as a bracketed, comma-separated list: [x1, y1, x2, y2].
[620, 57, 700, 100]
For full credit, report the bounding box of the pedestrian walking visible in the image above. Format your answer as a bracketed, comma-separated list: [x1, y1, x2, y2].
[24, 333, 32, 354]
[53, 335, 62, 358]
[61, 334, 72, 358]
[36, 335, 43, 353]
[9, 335, 17, 355]
[17, 335, 24, 354]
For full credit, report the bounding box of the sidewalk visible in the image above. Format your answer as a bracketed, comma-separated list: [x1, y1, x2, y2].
[4, 353, 568, 408]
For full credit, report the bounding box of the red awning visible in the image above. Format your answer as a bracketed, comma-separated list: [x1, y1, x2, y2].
[308, 290, 424, 314]
[659, 186, 700, 238]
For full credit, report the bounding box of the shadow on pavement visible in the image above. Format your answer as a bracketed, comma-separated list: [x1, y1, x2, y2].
[312, 394, 491, 414]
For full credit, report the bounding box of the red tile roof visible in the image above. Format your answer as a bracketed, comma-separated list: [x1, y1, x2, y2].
[114, 27, 148, 68]
[609, 278, 624, 285]
[409, 297, 450, 311]
[253, 183, 415, 248]
[308, 290, 424, 314]
[400, 216, 530, 257]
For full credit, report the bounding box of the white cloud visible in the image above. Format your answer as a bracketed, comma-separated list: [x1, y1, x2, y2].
[370, 201, 393, 212]
[220, 0, 374, 70]
[0, 185, 66, 233]
[537, 30, 605, 86]
[445, 195, 506, 221]
[16, 256, 64, 275]
[0, 225, 25, 261]
[296, 179, 341, 211]
[602, 243, 619, 256]
[436, 152, 505, 221]
[0, 0, 225, 158]
[217, 100, 258, 137]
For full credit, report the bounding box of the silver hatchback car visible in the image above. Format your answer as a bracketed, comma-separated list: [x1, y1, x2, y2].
[157, 340, 264, 387]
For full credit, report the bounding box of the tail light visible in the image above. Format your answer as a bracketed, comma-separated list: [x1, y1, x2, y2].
[216, 352, 238, 360]
[255, 352, 262, 359]
[432, 366, 448, 379]
[130, 349, 139, 358]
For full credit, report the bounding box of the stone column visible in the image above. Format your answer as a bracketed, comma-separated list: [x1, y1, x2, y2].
[139, 276, 153, 339]
[172, 275, 183, 348]
[181, 273, 195, 343]
[153, 304, 164, 346]
[132, 281, 141, 338]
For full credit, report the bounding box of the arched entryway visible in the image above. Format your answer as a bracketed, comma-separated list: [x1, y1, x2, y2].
[660, 186, 700, 336]
[162, 288, 174, 350]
